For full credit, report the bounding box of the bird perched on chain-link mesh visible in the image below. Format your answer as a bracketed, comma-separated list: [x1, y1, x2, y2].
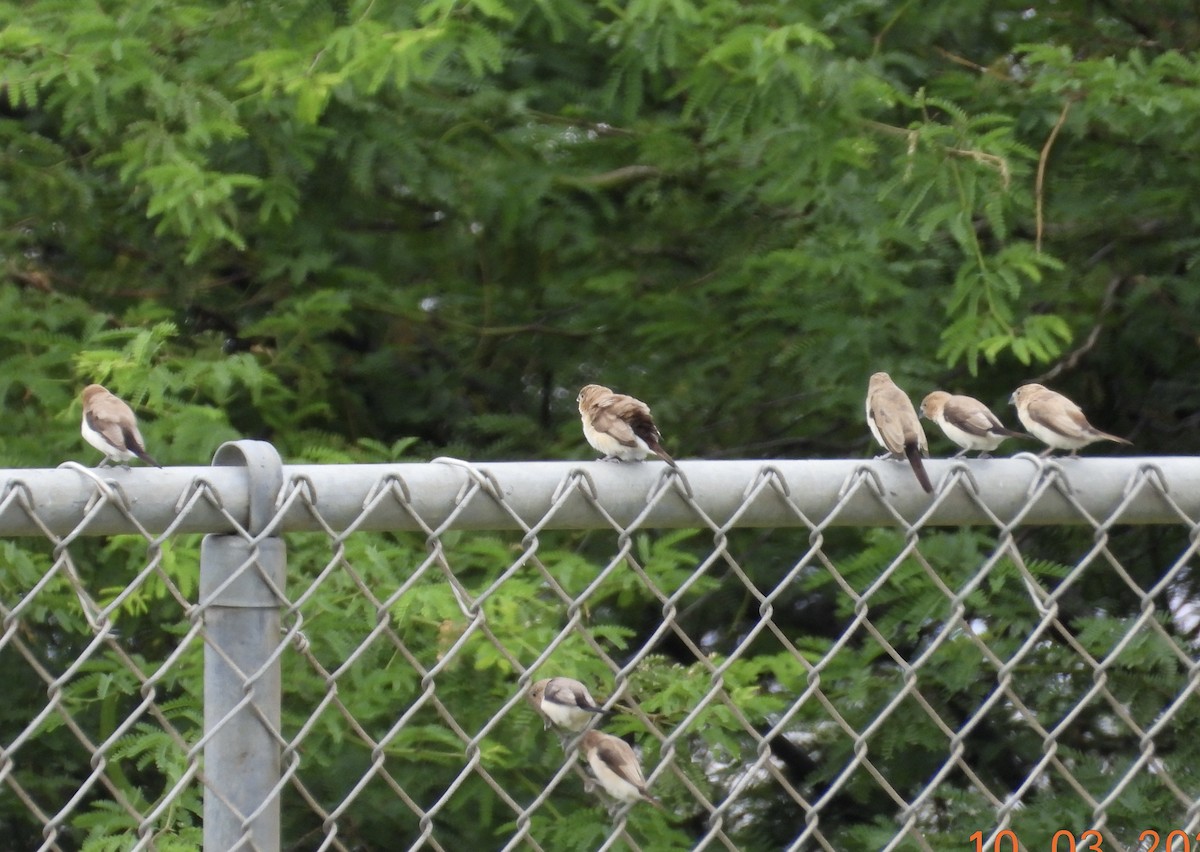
[527, 677, 610, 732]
[1010, 383, 1131, 456]
[920, 391, 1027, 458]
[577, 384, 677, 467]
[579, 729, 662, 809]
[81, 384, 160, 468]
[866, 372, 932, 492]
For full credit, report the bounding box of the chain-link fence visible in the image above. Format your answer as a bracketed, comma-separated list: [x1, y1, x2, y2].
[2, 442, 1199, 851]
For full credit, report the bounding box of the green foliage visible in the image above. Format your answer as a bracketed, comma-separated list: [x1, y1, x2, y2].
[7, 0, 1197, 466]
[2, 0, 1199, 847]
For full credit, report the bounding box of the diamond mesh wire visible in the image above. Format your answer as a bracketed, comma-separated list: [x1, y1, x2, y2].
[1, 456, 1198, 851]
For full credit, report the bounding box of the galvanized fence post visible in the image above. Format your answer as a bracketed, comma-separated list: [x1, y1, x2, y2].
[200, 441, 285, 852]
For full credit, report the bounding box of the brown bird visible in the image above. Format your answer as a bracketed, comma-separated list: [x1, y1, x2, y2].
[919, 391, 1027, 458]
[578, 729, 662, 809]
[80, 384, 160, 468]
[866, 372, 932, 492]
[577, 384, 677, 467]
[527, 677, 610, 732]
[1009, 383, 1131, 456]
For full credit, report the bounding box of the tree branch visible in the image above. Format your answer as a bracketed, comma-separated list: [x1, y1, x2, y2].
[1036, 275, 1124, 382]
[556, 165, 662, 189]
[1036, 98, 1072, 253]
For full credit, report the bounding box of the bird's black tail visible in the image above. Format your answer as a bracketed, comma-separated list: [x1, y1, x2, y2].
[652, 445, 678, 468]
[1091, 429, 1132, 446]
[123, 428, 161, 468]
[905, 442, 933, 493]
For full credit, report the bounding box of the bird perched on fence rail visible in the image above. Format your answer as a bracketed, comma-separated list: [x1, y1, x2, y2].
[577, 384, 677, 467]
[81, 384, 160, 468]
[528, 677, 610, 732]
[1010, 383, 1131, 457]
[920, 391, 1027, 458]
[578, 729, 663, 809]
[866, 372, 932, 492]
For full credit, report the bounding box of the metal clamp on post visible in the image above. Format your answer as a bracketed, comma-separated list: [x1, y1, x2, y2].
[200, 440, 285, 852]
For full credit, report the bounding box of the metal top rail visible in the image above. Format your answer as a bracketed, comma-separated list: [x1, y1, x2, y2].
[0, 453, 1192, 537]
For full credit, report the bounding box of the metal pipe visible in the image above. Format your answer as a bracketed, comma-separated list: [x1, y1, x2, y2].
[0, 455, 1192, 537]
[201, 442, 284, 852]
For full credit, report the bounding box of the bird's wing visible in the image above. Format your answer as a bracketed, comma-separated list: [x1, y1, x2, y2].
[943, 397, 1001, 438]
[869, 388, 916, 454]
[590, 396, 643, 447]
[611, 397, 663, 447]
[86, 402, 134, 451]
[1028, 394, 1088, 438]
[544, 680, 593, 710]
[595, 737, 646, 787]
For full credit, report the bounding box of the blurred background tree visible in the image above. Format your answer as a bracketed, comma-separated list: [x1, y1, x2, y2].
[2, 0, 1199, 848]
[4, 0, 1196, 469]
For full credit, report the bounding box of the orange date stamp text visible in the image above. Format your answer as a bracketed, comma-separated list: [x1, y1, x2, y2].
[970, 829, 1198, 851]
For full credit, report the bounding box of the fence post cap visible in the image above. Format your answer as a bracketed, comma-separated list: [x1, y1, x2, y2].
[211, 440, 283, 538]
